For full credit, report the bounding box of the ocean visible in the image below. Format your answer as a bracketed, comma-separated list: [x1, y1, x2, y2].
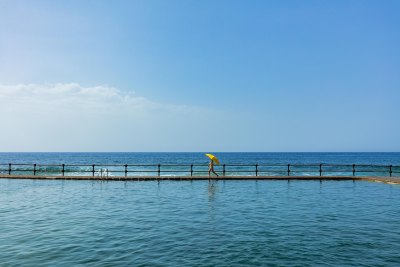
[1, 153, 400, 266]
[1, 152, 400, 165]
[1, 152, 400, 177]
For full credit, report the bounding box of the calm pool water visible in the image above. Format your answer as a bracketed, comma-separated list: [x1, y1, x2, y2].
[1, 179, 399, 266]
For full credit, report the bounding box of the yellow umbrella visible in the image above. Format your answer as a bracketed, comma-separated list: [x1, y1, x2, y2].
[205, 153, 220, 165]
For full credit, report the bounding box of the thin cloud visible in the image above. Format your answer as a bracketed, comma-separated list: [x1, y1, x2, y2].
[0, 83, 228, 151]
[0, 83, 160, 113]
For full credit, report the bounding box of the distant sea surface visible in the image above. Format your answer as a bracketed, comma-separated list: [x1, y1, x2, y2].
[1, 152, 400, 165]
[1, 152, 400, 177]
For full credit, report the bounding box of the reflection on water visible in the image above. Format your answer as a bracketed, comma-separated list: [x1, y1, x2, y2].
[207, 180, 217, 202]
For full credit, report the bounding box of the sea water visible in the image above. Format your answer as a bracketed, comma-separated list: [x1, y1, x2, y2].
[1, 152, 400, 177]
[0, 178, 399, 266]
[1, 152, 400, 165]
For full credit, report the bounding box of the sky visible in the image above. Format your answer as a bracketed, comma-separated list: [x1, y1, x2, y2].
[0, 0, 399, 152]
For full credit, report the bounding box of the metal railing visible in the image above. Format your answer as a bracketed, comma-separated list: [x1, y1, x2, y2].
[0, 163, 399, 177]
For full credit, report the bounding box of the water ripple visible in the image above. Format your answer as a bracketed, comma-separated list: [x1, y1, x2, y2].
[0, 179, 400, 266]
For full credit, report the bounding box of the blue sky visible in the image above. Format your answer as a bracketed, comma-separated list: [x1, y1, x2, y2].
[0, 0, 399, 152]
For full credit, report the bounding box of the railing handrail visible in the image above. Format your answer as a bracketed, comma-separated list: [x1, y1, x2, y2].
[0, 163, 399, 177]
[1, 162, 398, 166]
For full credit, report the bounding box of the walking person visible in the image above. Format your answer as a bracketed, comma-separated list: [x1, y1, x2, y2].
[208, 159, 219, 178]
[205, 153, 220, 178]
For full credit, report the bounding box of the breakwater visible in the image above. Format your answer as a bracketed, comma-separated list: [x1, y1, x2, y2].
[1, 174, 400, 185]
[1, 163, 399, 177]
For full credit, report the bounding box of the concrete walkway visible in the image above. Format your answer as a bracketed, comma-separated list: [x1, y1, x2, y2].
[1, 174, 400, 184]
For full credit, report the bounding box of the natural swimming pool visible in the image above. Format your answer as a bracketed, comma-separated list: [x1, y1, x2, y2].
[1, 179, 399, 266]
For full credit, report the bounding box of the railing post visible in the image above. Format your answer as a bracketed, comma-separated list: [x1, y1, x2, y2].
[190, 164, 193, 176]
[33, 164, 37, 176]
[223, 164, 226, 176]
[158, 164, 161, 177]
[255, 164, 258, 176]
[8, 163, 11, 175]
[352, 164, 355, 177]
[389, 165, 392, 177]
[92, 164, 95, 177]
[62, 164, 65, 176]
[319, 164, 322, 177]
[125, 164, 128, 177]
[287, 164, 290, 176]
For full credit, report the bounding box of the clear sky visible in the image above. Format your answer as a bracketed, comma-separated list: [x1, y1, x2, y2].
[0, 0, 399, 152]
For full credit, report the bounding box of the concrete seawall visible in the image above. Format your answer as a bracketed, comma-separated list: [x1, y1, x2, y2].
[1, 174, 399, 184]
